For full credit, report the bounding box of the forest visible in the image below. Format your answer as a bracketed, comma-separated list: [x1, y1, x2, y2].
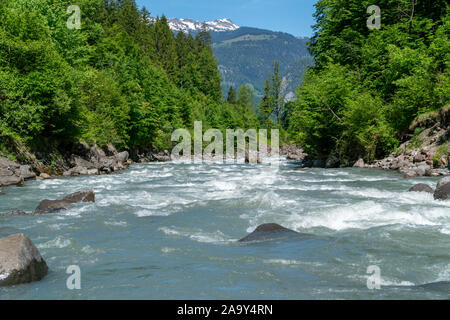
[1, 0, 448, 166]
[0, 0, 259, 162]
[287, 0, 449, 164]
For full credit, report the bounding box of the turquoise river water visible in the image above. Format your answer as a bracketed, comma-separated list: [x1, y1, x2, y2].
[1, 158, 450, 299]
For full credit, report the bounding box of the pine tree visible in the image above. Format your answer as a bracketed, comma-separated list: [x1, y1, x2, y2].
[196, 23, 212, 48]
[227, 86, 237, 104]
[258, 80, 273, 121]
[271, 61, 283, 125]
[153, 15, 179, 82]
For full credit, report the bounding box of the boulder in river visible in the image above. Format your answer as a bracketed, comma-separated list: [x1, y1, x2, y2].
[238, 223, 309, 243]
[434, 177, 450, 200]
[417, 281, 450, 293]
[34, 200, 73, 214]
[0, 233, 48, 286]
[408, 184, 434, 193]
[61, 190, 95, 203]
[34, 190, 95, 214]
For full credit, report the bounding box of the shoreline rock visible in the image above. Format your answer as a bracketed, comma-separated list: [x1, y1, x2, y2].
[0, 157, 35, 188]
[350, 118, 449, 178]
[0, 142, 172, 191]
[281, 144, 307, 162]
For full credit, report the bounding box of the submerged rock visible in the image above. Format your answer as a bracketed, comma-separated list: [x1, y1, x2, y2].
[238, 223, 308, 243]
[0, 233, 48, 286]
[34, 190, 95, 214]
[61, 190, 95, 203]
[417, 281, 450, 293]
[0, 210, 29, 217]
[34, 200, 73, 214]
[436, 176, 450, 190]
[434, 177, 450, 200]
[408, 184, 434, 193]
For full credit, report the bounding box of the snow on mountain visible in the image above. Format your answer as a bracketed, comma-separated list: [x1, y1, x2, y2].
[168, 18, 239, 33]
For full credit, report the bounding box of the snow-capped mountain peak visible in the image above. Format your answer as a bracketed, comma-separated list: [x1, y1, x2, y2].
[168, 18, 239, 33]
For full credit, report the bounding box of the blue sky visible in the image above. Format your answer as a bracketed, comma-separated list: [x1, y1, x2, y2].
[136, 0, 317, 37]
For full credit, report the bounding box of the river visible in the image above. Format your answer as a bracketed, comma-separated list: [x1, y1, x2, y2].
[1, 158, 450, 299]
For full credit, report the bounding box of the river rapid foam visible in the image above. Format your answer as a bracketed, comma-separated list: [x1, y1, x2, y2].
[0, 159, 449, 299]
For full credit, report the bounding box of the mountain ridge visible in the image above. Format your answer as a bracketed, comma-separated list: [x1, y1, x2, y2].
[168, 18, 239, 33]
[168, 18, 314, 99]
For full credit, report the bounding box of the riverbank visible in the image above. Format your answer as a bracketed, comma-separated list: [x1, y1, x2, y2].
[0, 142, 174, 191]
[299, 107, 450, 178]
[2, 138, 449, 195]
[352, 110, 450, 178]
[1, 142, 305, 191]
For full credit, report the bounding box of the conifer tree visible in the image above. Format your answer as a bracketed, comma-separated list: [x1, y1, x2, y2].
[227, 86, 237, 104]
[153, 15, 179, 82]
[271, 61, 283, 125]
[258, 80, 273, 121]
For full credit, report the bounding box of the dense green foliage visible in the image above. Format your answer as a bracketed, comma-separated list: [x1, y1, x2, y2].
[289, 0, 449, 162]
[0, 0, 257, 157]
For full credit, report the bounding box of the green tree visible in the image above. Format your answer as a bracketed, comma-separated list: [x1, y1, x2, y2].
[227, 86, 237, 104]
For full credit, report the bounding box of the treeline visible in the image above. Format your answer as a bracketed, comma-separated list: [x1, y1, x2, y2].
[288, 0, 449, 163]
[0, 0, 259, 160]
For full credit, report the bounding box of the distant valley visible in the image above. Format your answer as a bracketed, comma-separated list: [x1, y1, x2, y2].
[168, 18, 314, 99]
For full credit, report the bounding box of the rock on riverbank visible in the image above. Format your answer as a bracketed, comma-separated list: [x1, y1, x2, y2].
[353, 110, 449, 178]
[281, 144, 307, 162]
[0, 157, 36, 188]
[62, 143, 131, 177]
[0, 142, 169, 190]
[0, 233, 48, 286]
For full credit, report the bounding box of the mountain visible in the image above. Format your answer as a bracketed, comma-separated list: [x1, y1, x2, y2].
[168, 18, 239, 33]
[169, 18, 314, 99]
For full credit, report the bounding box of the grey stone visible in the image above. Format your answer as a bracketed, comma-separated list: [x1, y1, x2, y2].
[39, 173, 50, 179]
[238, 223, 310, 243]
[34, 190, 95, 214]
[408, 184, 434, 193]
[436, 177, 450, 190]
[19, 165, 36, 180]
[116, 151, 129, 163]
[34, 200, 73, 214]
[353, 158, 365, 168]
[434, 177, 450, 201]
[0, 233, 48, 286]
[62, 190, 95, 203]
